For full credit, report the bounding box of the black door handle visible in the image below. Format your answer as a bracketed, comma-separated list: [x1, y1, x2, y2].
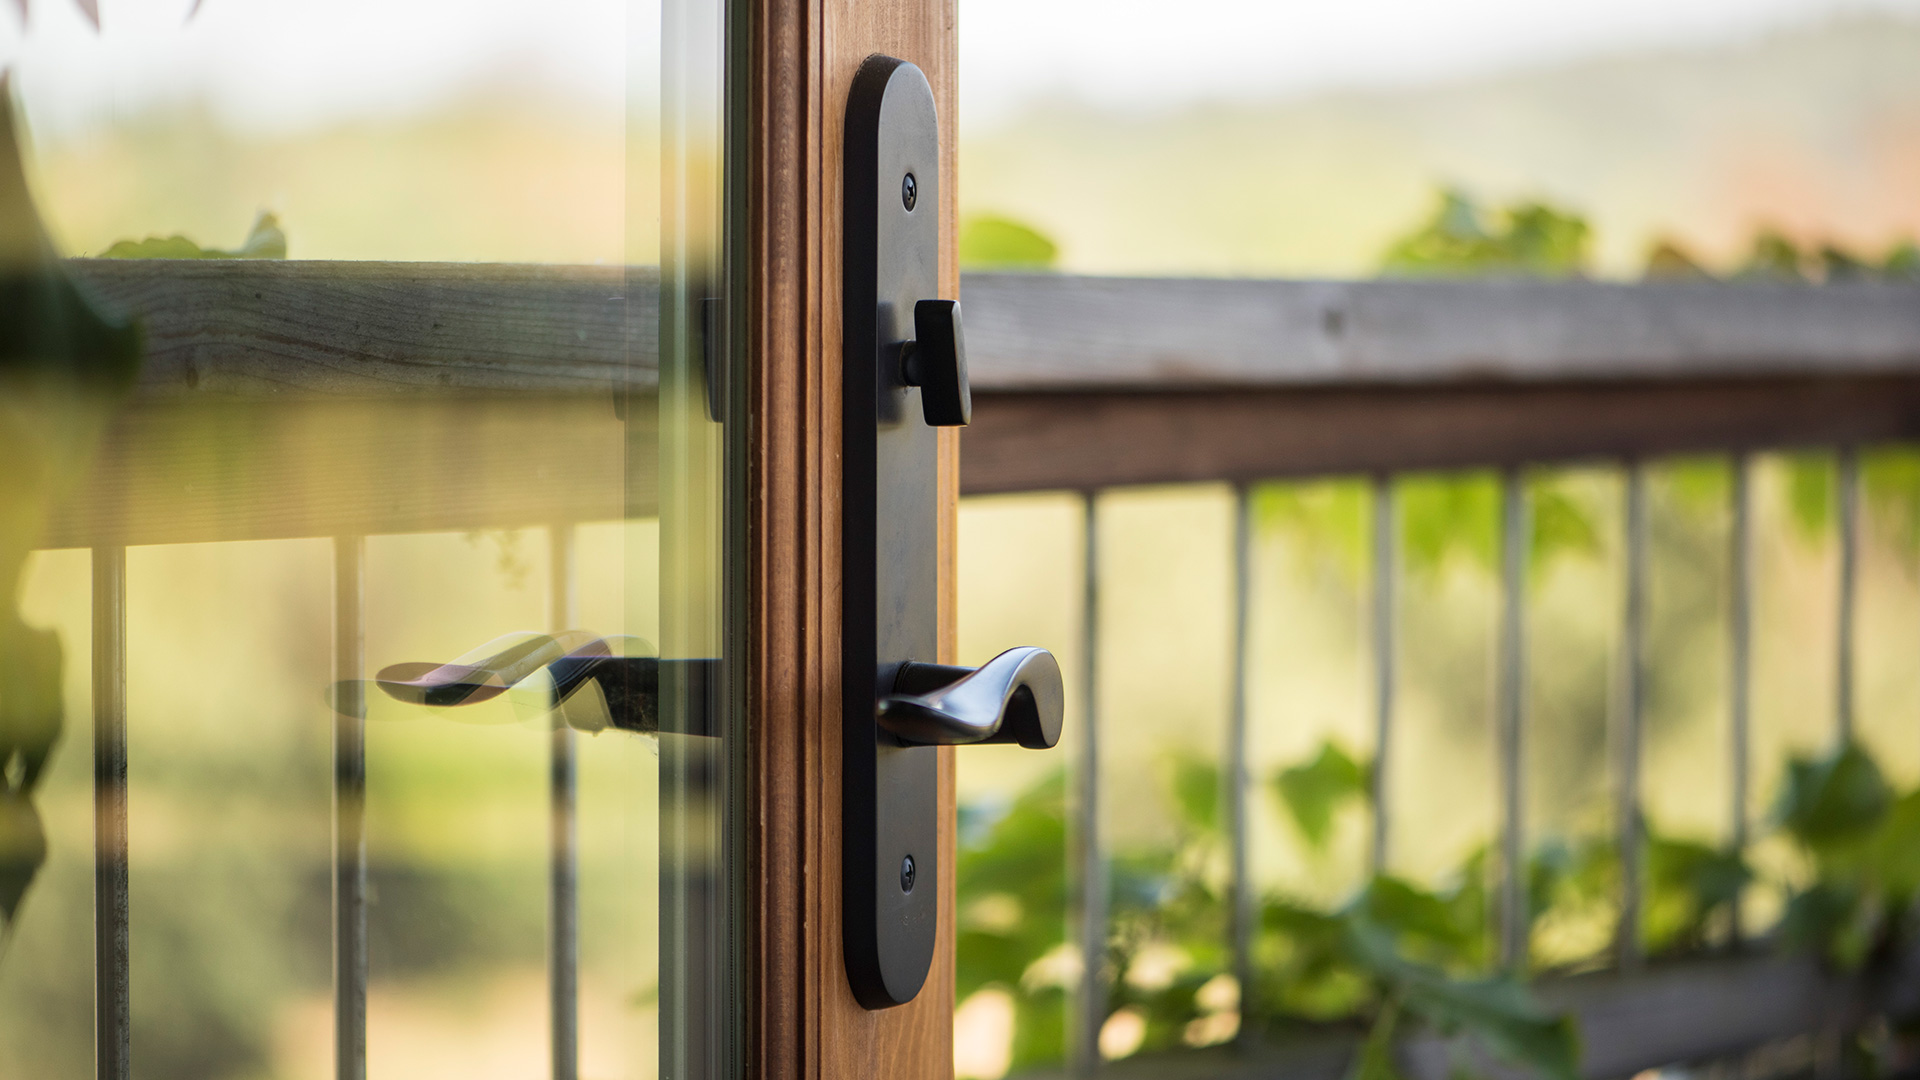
[881, 646, 1062, 748]
[842, 55, 1062, 1011]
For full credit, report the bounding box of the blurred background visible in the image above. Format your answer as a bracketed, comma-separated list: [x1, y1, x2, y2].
[0, 0, 1918, 1078]
[944, 1, 1920, 1077]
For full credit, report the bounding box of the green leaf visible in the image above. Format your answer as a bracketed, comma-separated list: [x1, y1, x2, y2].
[99, 211, 287, 260]
[1399, 472, 1500, 577]
[958, 214, 1057, 270]
[1736, 228, 1808, 282]
[1273, 741, 1369, 849]
[1643, 835, 1749, 955]
[1347, 997, 1406, 1080]
[1345, 921, 1579, 1080]
[1356, 875, 1481, 960]
[1771, 741, 1892, 852]
[1529, 481, 1601, 568]
[1380, 188, 1590, 279]
[1170, 752, 1222, 837]
[1783, 453, 1833, 540]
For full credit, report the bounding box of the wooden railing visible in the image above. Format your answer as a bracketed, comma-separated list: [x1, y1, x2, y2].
[61, 260, 1920, 1078]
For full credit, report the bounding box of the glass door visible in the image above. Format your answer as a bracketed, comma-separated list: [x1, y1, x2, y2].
[0, 1, 740, 1078]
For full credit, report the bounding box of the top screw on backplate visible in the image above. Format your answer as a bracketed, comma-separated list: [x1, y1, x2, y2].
[902, 172, 918, 211]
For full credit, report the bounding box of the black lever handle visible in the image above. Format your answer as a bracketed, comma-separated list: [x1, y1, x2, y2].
[878, 646, 1062, 748]
[899, 298, 970, 427]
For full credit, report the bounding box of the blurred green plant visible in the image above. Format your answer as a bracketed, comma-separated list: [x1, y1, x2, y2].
[958, 727, 1920, 1078]
[1380, 189, 1590, 278]
[1642, 227, 1920, 283]
[98, 210, 287, 260]
[959, 214, 1057, 271]
[956, 773, 1071, 1069]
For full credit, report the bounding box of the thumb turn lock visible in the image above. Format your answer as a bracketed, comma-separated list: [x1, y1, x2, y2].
[899, 299, 970, 427]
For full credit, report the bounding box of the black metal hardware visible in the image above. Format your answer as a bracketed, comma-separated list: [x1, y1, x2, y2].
[900, 299, 970, 427]
[842, 55, 1063, 1012]
[881, 646, 1062, 748]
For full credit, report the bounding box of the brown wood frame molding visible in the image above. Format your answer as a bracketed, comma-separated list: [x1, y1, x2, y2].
[745, 0, 959, 1076]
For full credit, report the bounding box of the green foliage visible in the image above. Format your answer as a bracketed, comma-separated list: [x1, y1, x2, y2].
[1381, 189, 1590, 279]
[1737, 228, 1809, 282]
[958, 214, 1057, 270]
[1642, 836, 1749, 955]
[1764, 741, 1920, 969]
[1772, 741, 1892, 850]
[955, 772, 1070, 1070]
[99, 211, 286, 260]
[1396, 471, 1602, 581]
[1252, 480, 1369, 584]
[1272, 741, 1369, 850]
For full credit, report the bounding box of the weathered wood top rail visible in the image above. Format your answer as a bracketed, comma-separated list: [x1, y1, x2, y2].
[960, 273, 1920, 388]
[71, 259, 654, 398]
[49, 259, 1920, 544]
[70, 261, 1920, 396]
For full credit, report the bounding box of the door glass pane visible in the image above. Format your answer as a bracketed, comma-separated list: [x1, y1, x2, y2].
[0, 2, 738, 1079]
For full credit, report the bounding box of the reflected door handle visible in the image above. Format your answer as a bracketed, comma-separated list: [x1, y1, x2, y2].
[880, 646, 1062, 748]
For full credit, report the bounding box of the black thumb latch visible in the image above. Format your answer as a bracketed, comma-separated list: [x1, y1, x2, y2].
[901, 298, 970, 427]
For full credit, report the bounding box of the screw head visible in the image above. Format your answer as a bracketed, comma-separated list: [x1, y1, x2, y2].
[901, 172, 918, 211]
[900, 854, 917, 893]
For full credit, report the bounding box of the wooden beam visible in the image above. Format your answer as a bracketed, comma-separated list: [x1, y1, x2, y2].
[69, 259, 653, 398]
[66, 263, 1920, 401]
[960, 273, 1920, 388]
[960, 376, 1920, 493]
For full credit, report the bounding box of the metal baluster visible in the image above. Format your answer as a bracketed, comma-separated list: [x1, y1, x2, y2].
[1226, 485, 1255, 1049]
[548, 525, 580, 1080]
[1071, 491, 1107, 1076]
[92, 545, 129, 1080]
[1496, 470, 1529, 973]
[332, 536, 367, 1080]
[1837, 447, 1859, 744]
[1371, 475, 1396, 875]
[1616, 465, 1647, 972]
[1728, 455, 1752, 945]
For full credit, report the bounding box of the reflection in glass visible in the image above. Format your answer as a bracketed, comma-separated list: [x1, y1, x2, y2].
[0, 1, 737, 1079]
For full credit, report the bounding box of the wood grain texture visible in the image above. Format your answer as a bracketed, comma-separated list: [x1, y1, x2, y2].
[67, 260, 1920, 400]
[69, 259, 654, 398]
[960, 273, 1920, 388]
[745, 0, 957, 1076]
[961, 376, 1920, 494]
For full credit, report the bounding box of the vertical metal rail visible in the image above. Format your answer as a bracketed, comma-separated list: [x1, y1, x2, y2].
[547, 524, 580, 1080]
[1370, 475, 1396, 875]
[1836, 447, 1859, 745]
[1616, 465, 1648, 972]
[91, 545, 129, 1080]
[1728, 455, 1753, 944]
[332, 537, 368, 1080]
[1071, 491, 1107, 1076]
[1496, 470, 1529, 973]
[1226, 485, 1256, 1050]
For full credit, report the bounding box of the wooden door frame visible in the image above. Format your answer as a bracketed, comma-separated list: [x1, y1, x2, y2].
[743, 0, 960, 1075]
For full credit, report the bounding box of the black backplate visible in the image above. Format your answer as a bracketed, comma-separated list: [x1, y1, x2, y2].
[842, 55, 940, 1010]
